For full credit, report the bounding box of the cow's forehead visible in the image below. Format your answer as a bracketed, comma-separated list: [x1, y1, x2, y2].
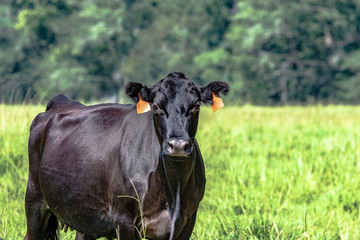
[158, 78, 199, 99]
[163, 77, 199, 93]
[153, 77, 200, 107]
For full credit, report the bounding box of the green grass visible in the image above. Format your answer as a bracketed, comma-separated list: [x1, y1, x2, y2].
[1, 104, 360, 239]
[0, 105, 43, 239]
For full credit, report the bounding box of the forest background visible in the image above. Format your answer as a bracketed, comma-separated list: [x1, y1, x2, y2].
[2, 0, 360, 105]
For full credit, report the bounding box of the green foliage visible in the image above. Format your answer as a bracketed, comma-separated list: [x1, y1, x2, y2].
[223, 0, 360, 104]
[1, 1, 360, 104]
[1, 105, 360, 239]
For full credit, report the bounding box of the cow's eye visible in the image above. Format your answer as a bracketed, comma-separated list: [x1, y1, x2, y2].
[152, 105, 159, 111]
[152, 104, 165, 116]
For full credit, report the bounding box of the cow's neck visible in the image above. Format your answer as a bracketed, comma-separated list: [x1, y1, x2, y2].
[162, 157, 196, 212]
[141, 141, 204, 239]
[161, 155, 198, 239]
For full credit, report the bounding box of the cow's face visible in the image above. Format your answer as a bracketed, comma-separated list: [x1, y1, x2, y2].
[126, 72, 229, 159]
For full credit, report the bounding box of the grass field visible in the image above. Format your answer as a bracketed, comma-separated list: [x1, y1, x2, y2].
[1, 104, 360, 239]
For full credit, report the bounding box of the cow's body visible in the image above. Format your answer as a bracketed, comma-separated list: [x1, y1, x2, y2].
[24, 72, 229, 240]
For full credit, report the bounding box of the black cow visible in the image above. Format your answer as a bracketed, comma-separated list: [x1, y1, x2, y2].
[24, 72, 229, 240]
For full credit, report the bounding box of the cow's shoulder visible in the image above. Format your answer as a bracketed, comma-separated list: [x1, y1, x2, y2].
[29, 95, 83, 131]
[46, 94, 84, 112]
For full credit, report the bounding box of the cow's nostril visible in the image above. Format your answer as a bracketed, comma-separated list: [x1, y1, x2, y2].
[165, 139, 191, 157]
[167, 141, 174, 151]
[184, 141, 191, 152]
[183, 141, 190, 152]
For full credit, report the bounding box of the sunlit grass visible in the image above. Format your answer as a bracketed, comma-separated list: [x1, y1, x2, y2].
[0, 104, 43, 239]
[194, 106, 360, 239]
[1, 104, 360, 239]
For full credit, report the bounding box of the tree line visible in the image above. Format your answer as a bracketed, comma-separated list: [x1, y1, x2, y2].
[1, 0, 360, 105]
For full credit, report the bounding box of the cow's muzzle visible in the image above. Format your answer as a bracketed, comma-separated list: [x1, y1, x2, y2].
[164, 138, 193, 158]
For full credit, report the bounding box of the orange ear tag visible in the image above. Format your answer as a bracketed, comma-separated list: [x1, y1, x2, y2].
[137, 93, 151, 114]
[211, 92, 224, 112]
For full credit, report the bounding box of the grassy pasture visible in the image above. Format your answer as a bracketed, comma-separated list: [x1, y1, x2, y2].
[1, 104, 359, 239]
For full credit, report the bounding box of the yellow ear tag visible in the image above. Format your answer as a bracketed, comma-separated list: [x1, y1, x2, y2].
[211, 92, 224, 112]
[137, 93, 151, 114]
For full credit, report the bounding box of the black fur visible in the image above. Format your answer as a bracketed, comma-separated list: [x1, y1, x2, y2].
[201, 81, 230, 104]
[125, 82, 153, 103]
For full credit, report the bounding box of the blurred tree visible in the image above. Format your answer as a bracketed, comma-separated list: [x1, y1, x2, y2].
[26, 0, 129, 102]
[3, 0, 144, 102]
[1, 0, 360, 104]
[123, 0, 234, 88]
[223, 0, 360, 104]
[1, 0, 78, 103]
[0, 0, 44, 103]
[334, 1, 360, 103]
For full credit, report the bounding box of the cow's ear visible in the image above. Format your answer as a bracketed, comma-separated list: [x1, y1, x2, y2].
[125, 82, 153, 102]
[125, 82, 153, 114]
[201, 81, 229, 112]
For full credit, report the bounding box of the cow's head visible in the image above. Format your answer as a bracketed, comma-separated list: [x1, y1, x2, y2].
[126, 72, 229, 159]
